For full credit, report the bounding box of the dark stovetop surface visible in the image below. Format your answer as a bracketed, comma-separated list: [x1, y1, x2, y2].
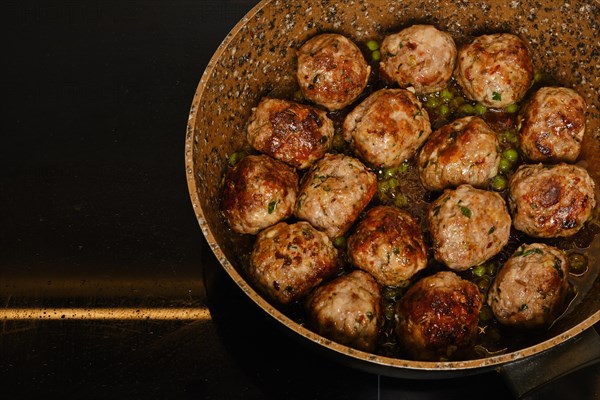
[2, 1, 599, 398]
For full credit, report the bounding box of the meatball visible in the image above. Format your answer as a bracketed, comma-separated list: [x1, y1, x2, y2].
[306, 270, 383, 352]
[518, 87, 587, 162]
[417, 116, 500, 191]
[294, 153, 377, 239]
[380, 25, 457, 94]
[296, 33, 370, 111]
[222, 155, 298, 234]
[395, 271, 482, 361]
[248, 221, 339, 305]
[343, 88, 431, 167]
[455, 33, 533, 108]
[488, 243, 570, 328]
[246, 97, 334, 169]
[508, 163, 596, 238]
[428, 185, 511, 271]
[347, 206, 428, 286]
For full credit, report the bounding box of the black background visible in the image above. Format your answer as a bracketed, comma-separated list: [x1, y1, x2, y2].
[2, 1, 599, 398]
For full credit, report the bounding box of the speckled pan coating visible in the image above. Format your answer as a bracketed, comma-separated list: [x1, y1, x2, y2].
[186, 0, 600, 376]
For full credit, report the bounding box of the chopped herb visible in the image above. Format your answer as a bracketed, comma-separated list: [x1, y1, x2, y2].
[518, 304, 528, 312]
[433, 204, 442, 216]
[459, 205, 472, 218]
[553, 257, 564, 278]
[267, 200, 277, 214]
[366, 311, 374, 320]
[488, 226, 496, 234]
[521, 248, 544, 257]
[492, 91, 502, 101]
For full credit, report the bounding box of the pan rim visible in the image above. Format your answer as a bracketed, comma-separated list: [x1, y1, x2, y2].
[185, 0, 600, 372]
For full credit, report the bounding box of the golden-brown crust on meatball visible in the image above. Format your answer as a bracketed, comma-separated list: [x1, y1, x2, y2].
[417, 116, 500, 191]
[297, 33, 370, 111]
[223, 155, 298, 234]
[246, 97, 334, 169]
[347, 206, 428, 286]
[343, 88, 431, 167]
[508, 163, 596, 238]
[427, 185, 511, 271]
[488, 243, 570, 328]
[518, 87, 586, 162]
[455, 33, 533, 108]
[306, 270, 383, 352]
[249, 221, 339, 305]
[294, 154, 377, 239]
[379, 25, 457, 94]
[395, 271, 482, 361]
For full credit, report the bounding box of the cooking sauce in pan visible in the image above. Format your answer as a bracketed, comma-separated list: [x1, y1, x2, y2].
[223, 39, 600, 361]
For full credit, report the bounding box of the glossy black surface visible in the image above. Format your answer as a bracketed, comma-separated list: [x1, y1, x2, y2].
[2, 1, 599, 398]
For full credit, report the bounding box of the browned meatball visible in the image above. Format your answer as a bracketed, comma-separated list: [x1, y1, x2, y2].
[222, 155, 298, 234]
[518, 87, 587, 162]
[306, 270, 383, 352]
[488, 243, 570, 328]
[248, 221, 339, 305]
[296, 33, 370, 111]
[428, 185, 511, 271]
[347, 206, 428, 286]
[455, 33, 533, 108]
[417, 116, 500, 191]
[246, 97, 334, 169]
[380, 25, 457, 94]
[395, 271, 482, 361]
[343, 88, 431, 167]
[294, 154, 377, 239]
[508, 163, 596, 238]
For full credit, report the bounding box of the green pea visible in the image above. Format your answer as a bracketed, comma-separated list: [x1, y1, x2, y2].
[394, 193, 408, 208]
[498, 158, 512, 173]
[378, 180, 392, 193]
[396, 162, 410, 174]
[486, 262, 498, 276]
[491, 175, 508, 191]
[332, 236, 347, 249]
[476, 276, 491, 292]
[426, 96, 440, 109]
[383, 167, 397, 179]
[474, 103, 487, 115]
[366, 40, 380, 51]
[439, 104, 450, 116]
[472, 264, 487, 277]
[440, 88, 454, 101]
[506, 103, 519, 113]
[450, 96, 466, 108]
[568, 252, 588, 275]
[502, 148, 519, 163]
[479, 305, 494, 322]
[504, 130, 518, 144]
[458, 103, 475, 115]
[371, 50, 381, 62]
[382, 285, 404, 300]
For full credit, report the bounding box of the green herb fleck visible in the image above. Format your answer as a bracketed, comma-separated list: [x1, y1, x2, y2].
[459, 205, 472, 218]
[488, 226, 496, 234]
[518, 304, 528, 312]
[521, 248, 544, 257]
[492, 91, 502, 101]
[267, 200, 277, 214]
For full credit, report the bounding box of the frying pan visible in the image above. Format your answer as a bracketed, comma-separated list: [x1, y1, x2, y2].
[185, 0, 600, 396]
